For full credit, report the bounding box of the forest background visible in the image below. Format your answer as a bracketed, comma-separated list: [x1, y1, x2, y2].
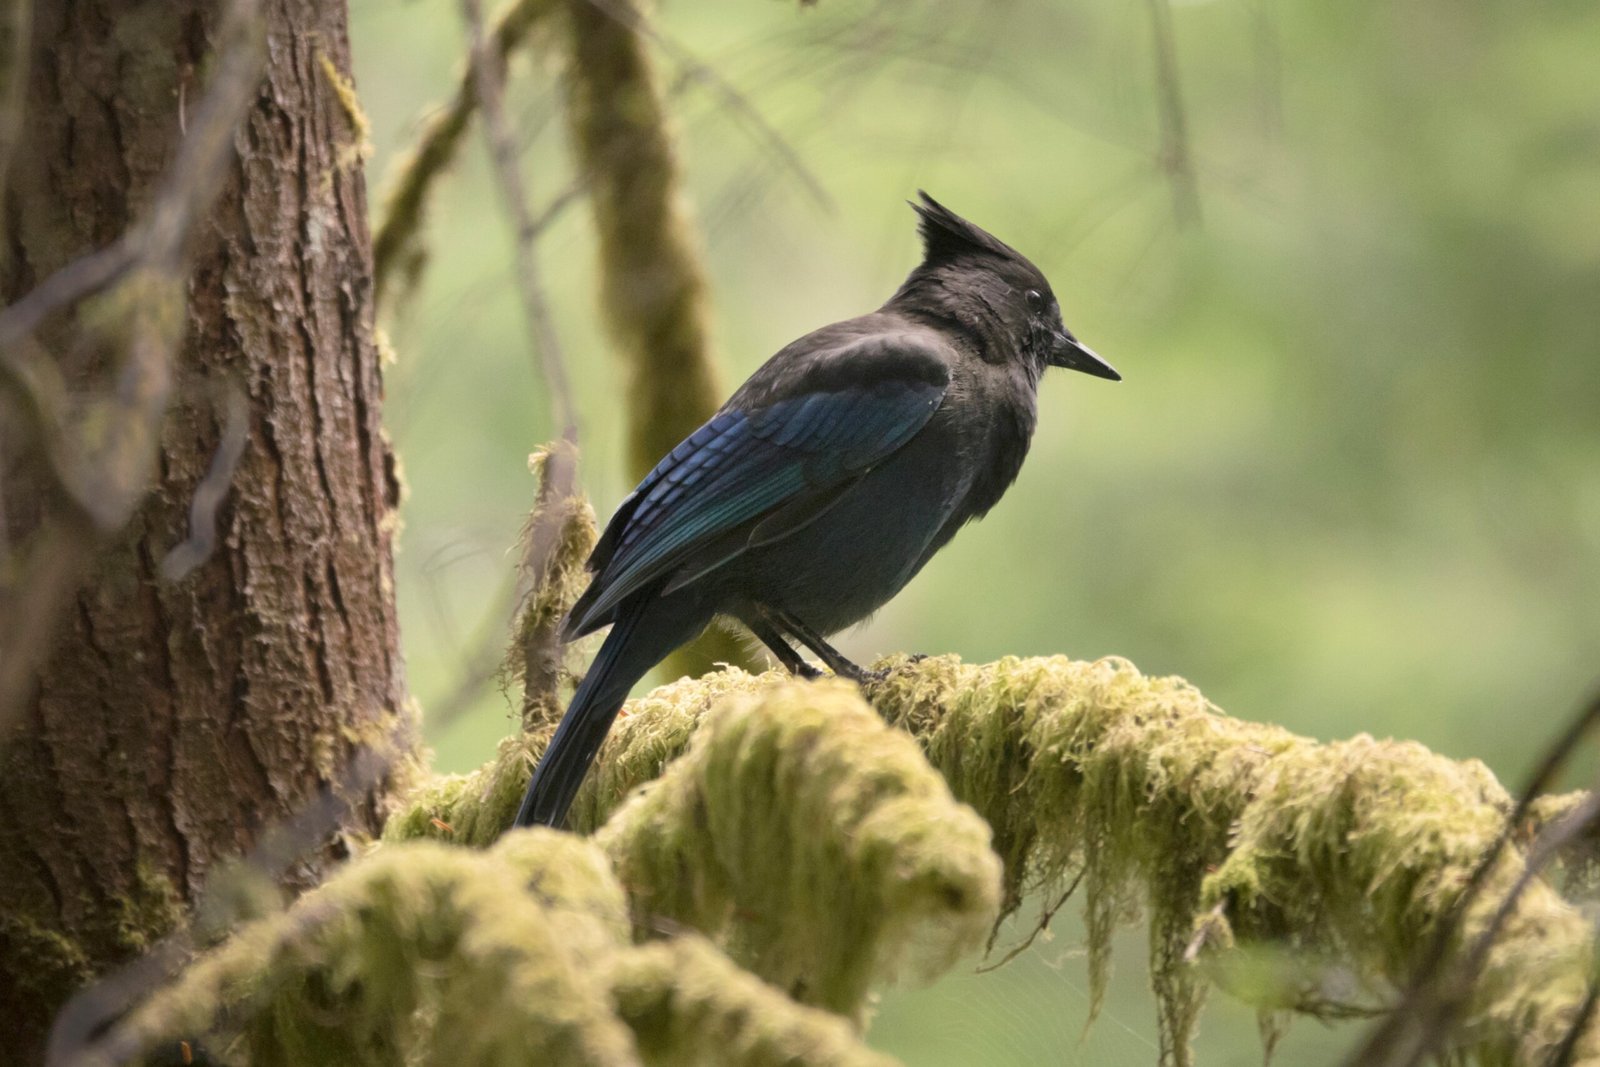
[351, 0, 1598, 1062]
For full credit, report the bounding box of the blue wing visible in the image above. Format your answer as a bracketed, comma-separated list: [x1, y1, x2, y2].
[565, 334, 950, 637]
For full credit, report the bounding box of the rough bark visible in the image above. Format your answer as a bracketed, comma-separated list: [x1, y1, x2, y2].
[0, 0, 411, 1056]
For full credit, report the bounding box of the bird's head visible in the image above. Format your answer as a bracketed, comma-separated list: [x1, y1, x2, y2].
[896, 192, 1120, 382]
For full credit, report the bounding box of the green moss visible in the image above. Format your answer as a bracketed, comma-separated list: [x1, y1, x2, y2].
[867, 654, 1596, 1065]
[383, 653, 1597, 1063]
[613, 937, 899, 1067]
[109, 833, 902, 1067]
[118, 861, 187, 952]
[0, 909, 95, 1041]
[596, 680, 1002, 1018]
[382, 732, 540, 848]
[505, 443, 598, 734]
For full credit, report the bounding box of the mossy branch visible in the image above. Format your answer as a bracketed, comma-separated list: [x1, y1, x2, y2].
[102, 812, 905, 1065]
[393, 655, 1599, 1065]
[389, 676, 1003, 1022]
[87, 831, 897, 1066]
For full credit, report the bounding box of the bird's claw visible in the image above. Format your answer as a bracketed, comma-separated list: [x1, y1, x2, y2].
[836, 663, 892, 687]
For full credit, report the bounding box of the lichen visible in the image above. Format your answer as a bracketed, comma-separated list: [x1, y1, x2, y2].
[316, 52, 371, 172]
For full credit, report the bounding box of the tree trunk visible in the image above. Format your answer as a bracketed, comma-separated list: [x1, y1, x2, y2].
[0, 0, 410, 1057]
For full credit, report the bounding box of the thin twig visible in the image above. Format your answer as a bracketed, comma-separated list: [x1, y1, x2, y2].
[1144, 0, 1201, 227]
[0, 0, 265, 732]
[1551, 964, 1600, 1067]
[371, 0, 555, 307]
[0, 244, 137, 353]
[978, 866, 1086, 972]
[459, 0, 590, 738]
[578, 0, 833, 214]
[461, 0, 578, 443]
[159, 381, 250, 582]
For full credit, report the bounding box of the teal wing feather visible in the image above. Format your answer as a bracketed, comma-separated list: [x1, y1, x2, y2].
[565, 339, 950, 637]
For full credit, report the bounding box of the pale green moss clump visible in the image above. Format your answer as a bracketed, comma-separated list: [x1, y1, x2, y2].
[104, 832, 896, 1067]
[505, 443, 598, 734]
[389, 675, 1003, 1023]
[597, 681, 1003, 1017]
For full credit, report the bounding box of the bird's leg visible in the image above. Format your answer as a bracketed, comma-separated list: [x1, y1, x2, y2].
[768, 607, 876, 684]
[745, 614, 823, 680]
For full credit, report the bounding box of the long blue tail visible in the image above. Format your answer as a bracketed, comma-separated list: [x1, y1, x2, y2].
[514, 595, 706, 829]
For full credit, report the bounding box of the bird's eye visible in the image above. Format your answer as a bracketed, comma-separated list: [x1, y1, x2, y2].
[1025, 289, 1043, 311]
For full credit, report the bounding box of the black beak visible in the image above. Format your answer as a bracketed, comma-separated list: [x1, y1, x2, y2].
[1049, 333, 1121, 381]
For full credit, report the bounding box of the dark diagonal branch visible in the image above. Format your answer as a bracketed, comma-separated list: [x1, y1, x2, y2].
[1344, 682, 1600, 1067]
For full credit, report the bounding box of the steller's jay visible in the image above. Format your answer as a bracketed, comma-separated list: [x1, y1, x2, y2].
[514, 192, 1119, 829]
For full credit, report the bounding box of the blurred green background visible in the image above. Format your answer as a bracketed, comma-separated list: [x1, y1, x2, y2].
[349, 0, 1599, 1061]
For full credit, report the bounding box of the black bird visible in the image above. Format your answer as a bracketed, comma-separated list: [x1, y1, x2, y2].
[514, 193, 1119, 829]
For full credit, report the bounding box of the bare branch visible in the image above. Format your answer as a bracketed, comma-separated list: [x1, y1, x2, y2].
[371, 0, 556, 308]
[461, 0, 579, 443]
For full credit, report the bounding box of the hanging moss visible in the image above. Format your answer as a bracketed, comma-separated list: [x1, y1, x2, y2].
[867, 654, 1598, 1066]
[395, 653, 1598, 1064]
[505, 443, 598, 734]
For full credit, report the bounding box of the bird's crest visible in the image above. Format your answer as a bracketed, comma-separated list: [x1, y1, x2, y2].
[910, 191, 1026, 266]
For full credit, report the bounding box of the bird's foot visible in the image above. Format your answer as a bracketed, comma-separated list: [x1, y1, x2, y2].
[790, 661, 825, 681]
[831, 661, 892, 687]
